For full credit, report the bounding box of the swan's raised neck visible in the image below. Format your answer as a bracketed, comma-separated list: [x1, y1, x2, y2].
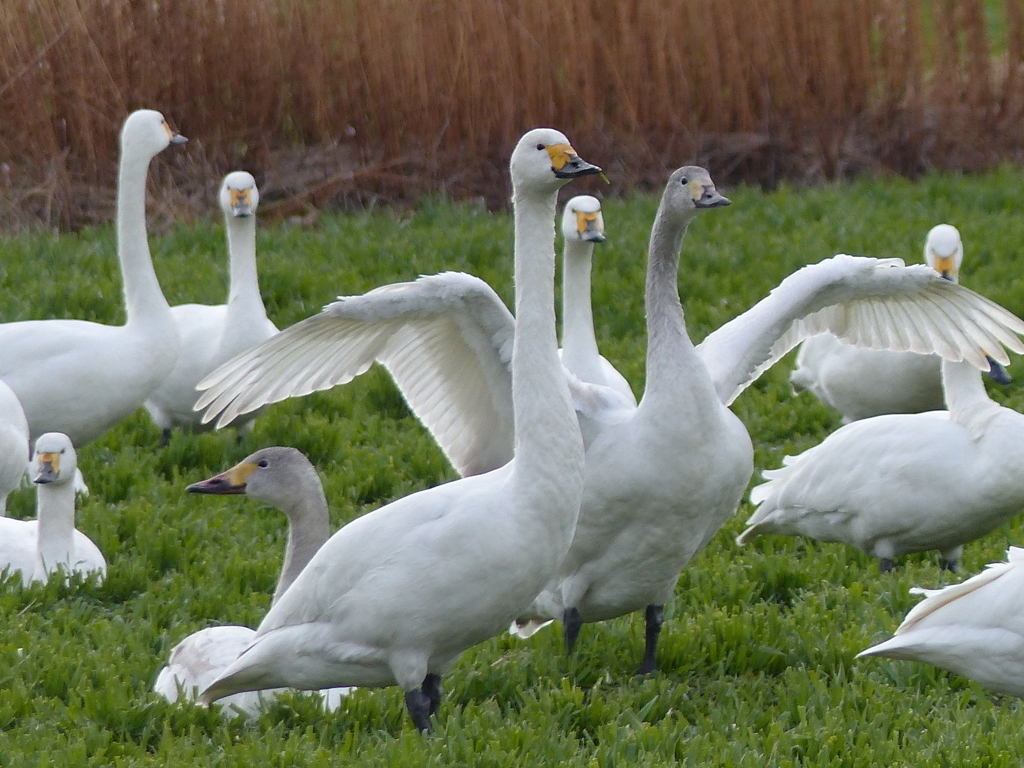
[31, 433, 78, 579]
[187, 447, 331, 605]
[220, 172, 265, 317]
[561, 196, 605, 383]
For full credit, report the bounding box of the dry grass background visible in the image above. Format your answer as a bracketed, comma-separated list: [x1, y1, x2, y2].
[3, 0, 1024, 230]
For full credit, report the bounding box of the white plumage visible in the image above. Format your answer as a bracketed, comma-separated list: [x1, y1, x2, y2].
[145, 171, 277, 444]
[0, 381, 29, 516]
[858, 546, 1024, 697]
[790, 224, 1010, 422]
[0, 110, 184, 446]
[154, 447, 349, 716]
[0, 432, 105, 583]
[738, 358, 1024, 572]
[194, 129, 596, 732]
[195, 165, 1024, 672]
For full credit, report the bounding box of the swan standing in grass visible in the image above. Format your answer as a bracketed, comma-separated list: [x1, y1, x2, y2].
[0, 381, 29, 516]
[857, 546, 1024, 696]
[738, 358, 1024, 572]
[195, 129, 596, 732]
[195, 166, 1024, 673]
[790, 224, 1010, 422]
[0, 433, 105, 583]
[195, 194, 630, 476]
[145, 171, 277, 445]
[154, 447, 349, 716]
[0, 110, 185, 446]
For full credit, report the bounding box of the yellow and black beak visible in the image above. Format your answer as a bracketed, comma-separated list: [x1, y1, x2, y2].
[546, 144, 602, 180]
[163, 120, 188, 146]
[932, 253, 957, 282]
[187, 460, 256, 495]
[33, 452, 60, 485]
[229, 188, 254, 218]
[689, 179, 731, 209]
[576, 211, 606, 243]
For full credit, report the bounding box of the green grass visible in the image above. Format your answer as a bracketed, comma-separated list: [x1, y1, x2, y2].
[3, 169, 1024, 766]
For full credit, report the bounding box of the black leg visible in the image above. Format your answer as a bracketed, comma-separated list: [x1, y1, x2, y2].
[421, 673, 443, 717]
[879, 558, 897, 573]
[939, 558, 959, 573]
[563, 607, 583, 654]
[636, 604, 664, 675]
[159, 428, 172, 448]
[404, 687, 433, 733]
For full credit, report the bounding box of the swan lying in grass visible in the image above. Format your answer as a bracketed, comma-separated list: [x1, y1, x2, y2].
[0, 110, 185, 446]
[195, 165, 1024, 673]
[0, 381, 29, 516]
[790, 224, 1010, 422]
[194, 129, 595, 732]
[738, 358, 1024, 572]
[858, 546, 1024, 697]
[154, 447, 349, 716]
[0, 433, 105, 583]
[145, 172, 278, 445]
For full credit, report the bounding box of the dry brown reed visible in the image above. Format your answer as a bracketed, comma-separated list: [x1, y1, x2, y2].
[3, 0, 1024, 230]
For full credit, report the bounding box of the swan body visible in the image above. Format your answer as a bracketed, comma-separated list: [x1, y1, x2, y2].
[196, 129, 595, 732]
[145, 172, 277, 443]
[154, 447, 349, 716]
[857, 546, 1024, 697]
[197, 165, 1024, 672]
[738, 359, 1024, 571]
[0, 433, 105, 582]
[0, 381, 29, 516]
[791, 224, 1010, 422]
[0, 110, 184, 446]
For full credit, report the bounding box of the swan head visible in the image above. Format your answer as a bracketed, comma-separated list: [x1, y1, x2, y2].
[562, 195, 606, 243]
[187, 447, 322, 515]
[121, 109, 187, 160]
[659, 166, 730, 224]
[32, 432, 77, 486]
[924, 223, 963, 283]
[220, 171, 260, 218]
[510, 129, 601, 194]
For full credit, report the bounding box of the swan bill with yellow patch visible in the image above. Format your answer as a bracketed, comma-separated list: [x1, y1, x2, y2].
[228, 187, 254, 218]
[33, 452, 61, 484]
[186, 459, 259, 495]
[161, 120, 188, 145]
[687, 176, 731, 209]
[544, 143, 602, 179]
[575, 209, 606, 242]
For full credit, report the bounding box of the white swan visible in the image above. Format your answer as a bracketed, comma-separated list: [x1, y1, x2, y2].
[0, 110, 184, 446]
[790, 224, 1010, 422]
[738, 358, 1024, 572]
[195, 166, 1024, 672]
[857, 546, 1024, 696]
[0, 381, 29, 516]
[0, 433, 105, 583]
[194, 129, 596, 732]
[559, 195, 634, 404]
[154, 447, 349, 716]
[145, 172, 277, 445]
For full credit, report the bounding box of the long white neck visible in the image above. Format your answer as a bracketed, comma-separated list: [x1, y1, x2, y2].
[224, 214, 267, 324]
[117, 144, 171, 327]
[273, 482, 331, 606]
[943, 359, 995, 418]
[640, 205, 718, 413]
[509, 188, 584, 517]
[35, 481, 77, 578]
[560, 238, 603, 383]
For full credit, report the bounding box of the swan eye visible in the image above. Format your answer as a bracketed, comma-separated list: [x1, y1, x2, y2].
[679, 177, 689, 185]
[257, 459, 269, 468]
[536, 143, 545, 151]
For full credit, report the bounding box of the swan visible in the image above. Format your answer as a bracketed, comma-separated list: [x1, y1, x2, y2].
[857, 546, 1024, 696]
[0, 109, 184, 446]
[559, 195, 634, 404]
[0, 381, 29, 516]
[154, 447, 350, 716]
[194, 129, 596, 732]
[145, 172, 278, 445]
[195, 194, 632, 476]
[0, 432, 105, 583]
[790, 224, 1010, 422]
[195, 166, 1024, 673]
[738, 358, 1024, 572]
